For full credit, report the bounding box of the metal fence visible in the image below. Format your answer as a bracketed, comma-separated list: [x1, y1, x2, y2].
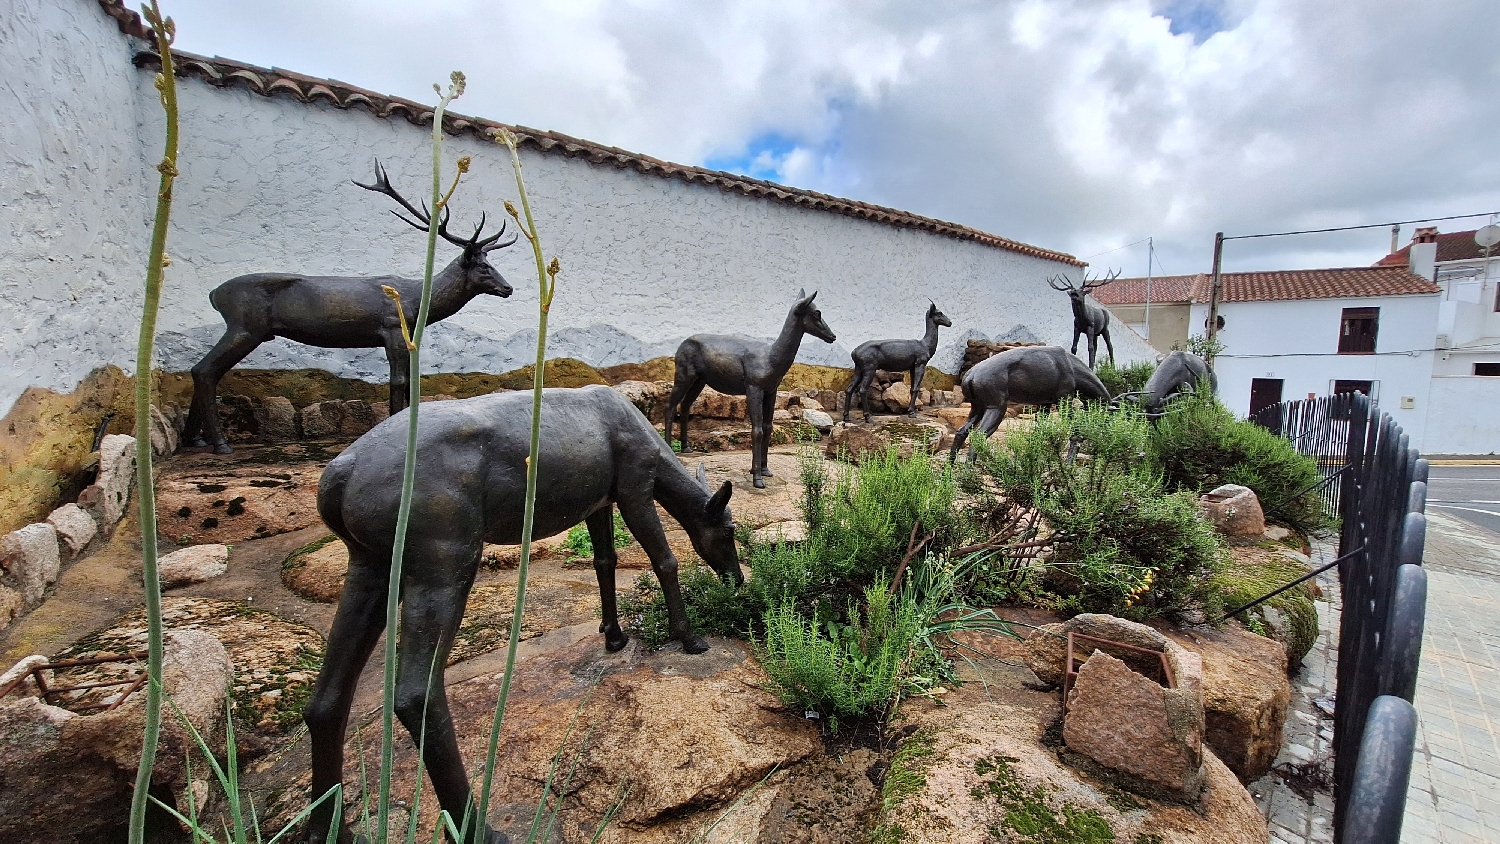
[1254, 391, 1428, 844]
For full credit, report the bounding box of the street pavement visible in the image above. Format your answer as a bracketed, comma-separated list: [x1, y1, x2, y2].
[1403, 461, 1500, 843]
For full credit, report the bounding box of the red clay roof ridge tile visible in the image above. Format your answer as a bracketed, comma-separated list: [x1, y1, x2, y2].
[1094, 267, 1439, 305]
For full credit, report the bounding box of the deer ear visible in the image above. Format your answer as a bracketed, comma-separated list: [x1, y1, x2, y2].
[695, 462, 709, 489]
[705, 480, 733, 517]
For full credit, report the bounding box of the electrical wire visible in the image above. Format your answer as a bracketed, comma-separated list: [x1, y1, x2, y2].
[1082, 237, 1151, 261]
[1225, 211, 1500, 241]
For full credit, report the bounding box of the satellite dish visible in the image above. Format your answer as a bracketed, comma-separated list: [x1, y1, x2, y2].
[1476, 225, 1500, 250]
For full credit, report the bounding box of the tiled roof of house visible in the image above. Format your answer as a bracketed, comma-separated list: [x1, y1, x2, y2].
[1092, 267, 1439, 305]
[1376, 230, 1494, 266]
[97, 0, 1082, 267]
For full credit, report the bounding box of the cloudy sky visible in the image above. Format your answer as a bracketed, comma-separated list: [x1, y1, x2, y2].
[159, 0, 1498, 276]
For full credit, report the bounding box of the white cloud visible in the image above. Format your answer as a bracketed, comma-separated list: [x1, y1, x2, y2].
[157, 0, 1500, 275]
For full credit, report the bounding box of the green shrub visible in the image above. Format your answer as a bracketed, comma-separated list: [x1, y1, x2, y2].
[619, 565, 752, 649]
[1095, 360, 1155, 398]
[971, 404, 1227, 620]
[561, 509, 633, 566]
[1148, 390, 1329, 534]
[754, 579, 919, 728]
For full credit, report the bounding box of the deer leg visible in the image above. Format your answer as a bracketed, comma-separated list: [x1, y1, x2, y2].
[842, 366, 864, 423]
[908, 367, 925, 416]
[185, 327, 265, 454]
[304, 547, 390, 844]
[384, 333, 411, 415]
[677, 381, 706, 453]
[617, 495, 707, 654]
[859, 370, 879, 423]
[588, 507, 628, 651]
[760, 391, 777, 477]
[1071, 328, 1081, 356]
[1087, 332, 1098, 369]
[948, 402, 983, 462]
[746, 385, 768, 488]
[967, 406, 1006, 461]
[392, 541, 502, 844]
[1102, 327, 1115, 366]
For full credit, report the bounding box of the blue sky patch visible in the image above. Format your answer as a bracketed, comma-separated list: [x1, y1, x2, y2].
[704, 133, 804, 182]
[1160, 0, 1227, 43]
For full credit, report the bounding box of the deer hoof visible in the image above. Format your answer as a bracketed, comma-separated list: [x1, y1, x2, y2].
[753, 475, 766, 489]
[603, 628, 628, 652]
[682, 634, 710, 655]
[212, 442, 234, 455]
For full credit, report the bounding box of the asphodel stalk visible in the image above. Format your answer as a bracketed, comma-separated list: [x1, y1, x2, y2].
[475, 126, 560, 834]
[127, 4, 178, 842]
[377, 70, 466, 844]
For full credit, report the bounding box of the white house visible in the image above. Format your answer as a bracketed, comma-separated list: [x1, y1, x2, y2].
[1097, 227, 1500, 454]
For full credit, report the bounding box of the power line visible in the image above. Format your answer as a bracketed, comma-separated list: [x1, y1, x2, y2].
[1225, 211, 1500, 241]
[1082, 236, 1151, 261]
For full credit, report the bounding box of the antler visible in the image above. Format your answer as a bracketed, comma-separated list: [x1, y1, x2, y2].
[354, 160, 516, 252]
[1046, 274, 1077, 292]
[1081, 268, 1120, 292]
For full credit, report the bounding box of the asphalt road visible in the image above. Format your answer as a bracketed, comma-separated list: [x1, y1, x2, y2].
[1426, 463, 1500, 537]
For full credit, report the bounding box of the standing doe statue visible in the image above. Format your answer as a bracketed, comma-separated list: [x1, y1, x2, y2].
[305, 386, 742, 844]
[182, 161, 516, 454]
[665, 290, 837, 488]
[843, 300, 952, 422]
[948, 346, 1111, 461]
[1048, 269, 1119, 369]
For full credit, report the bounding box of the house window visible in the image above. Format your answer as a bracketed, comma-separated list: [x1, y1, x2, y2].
[1338, 307, 1378, 354]
[1476, 363, 1500, 376]
[1333, 380, 1374, 396]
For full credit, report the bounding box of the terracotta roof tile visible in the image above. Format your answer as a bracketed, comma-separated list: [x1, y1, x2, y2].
[1094, 267, 1438, 305]
[1376, 230, 1494, 266]
[102, 2, 1080, 266]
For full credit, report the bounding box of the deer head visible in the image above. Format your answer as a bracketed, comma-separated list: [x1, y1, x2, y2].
[795, 289, 837, 343]
[1046, 269, 1119, 305]
[691, 463, 742, 585]
[927, 299, 953, 328]
[355, 160, 517, 298]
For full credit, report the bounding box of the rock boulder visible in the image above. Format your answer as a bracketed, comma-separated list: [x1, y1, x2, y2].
[158, 544, 231, 589]
[88, 434, 136, 534]
[0, 523, 62, 605]
[1199, 484, 1266, 538]
[1023, 613, 1173, 686]
[1164, 624, 1291, 781]
[47, 503, 98, 559]
[0, 629, 230, 842]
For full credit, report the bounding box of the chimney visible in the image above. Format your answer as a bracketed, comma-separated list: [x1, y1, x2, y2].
[1409, 227, 1438, 279]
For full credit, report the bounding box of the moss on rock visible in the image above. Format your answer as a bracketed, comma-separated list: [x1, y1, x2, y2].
[1212, 546, 1319, 669]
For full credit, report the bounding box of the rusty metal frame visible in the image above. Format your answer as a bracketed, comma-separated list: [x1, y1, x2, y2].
[0, 650, 149, 713]
[1062, 632, 1175, 711]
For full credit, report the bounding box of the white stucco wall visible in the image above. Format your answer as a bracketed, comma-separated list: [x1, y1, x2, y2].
[0, 0, 150, 412]
[4, 0, 1157, 420]
[1193, 295, 1441, 447]
[1424, 376, 1500, 455]
[143, 77, 1156, 384]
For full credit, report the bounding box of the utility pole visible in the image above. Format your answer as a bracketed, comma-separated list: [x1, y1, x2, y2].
[1144, 237, 1153, 343]
[1206, 231, 1224, 368]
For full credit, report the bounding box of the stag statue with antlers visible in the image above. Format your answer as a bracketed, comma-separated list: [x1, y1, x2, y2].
[181, 161, 516, 453]
[1047, 269, 1119, 369]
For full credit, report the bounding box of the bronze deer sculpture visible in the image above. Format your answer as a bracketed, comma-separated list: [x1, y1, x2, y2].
[182, 161, 516, 453]
[664, 290, 837, 488]
[947, 346, 1111, 461]
[1048, 269, 1119, 369]
[304, 386, 742, 844]
[843, 300, 952, 422]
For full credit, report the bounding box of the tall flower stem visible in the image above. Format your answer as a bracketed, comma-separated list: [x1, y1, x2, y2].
[475, 127, 560, 833]
[127, 4, 178, 842]
[377, 71, 466, 844]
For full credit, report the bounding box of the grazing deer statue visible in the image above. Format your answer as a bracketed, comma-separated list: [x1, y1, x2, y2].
[665, 290, 837, 488]
[1048, 269, 1119, 369]
[843, 300, 953, 423]
[948, 346, 1111, 461]
[182, 161, 516, 454]
[305, 386, 742, 844]
[1135, 350, 1216, 418]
